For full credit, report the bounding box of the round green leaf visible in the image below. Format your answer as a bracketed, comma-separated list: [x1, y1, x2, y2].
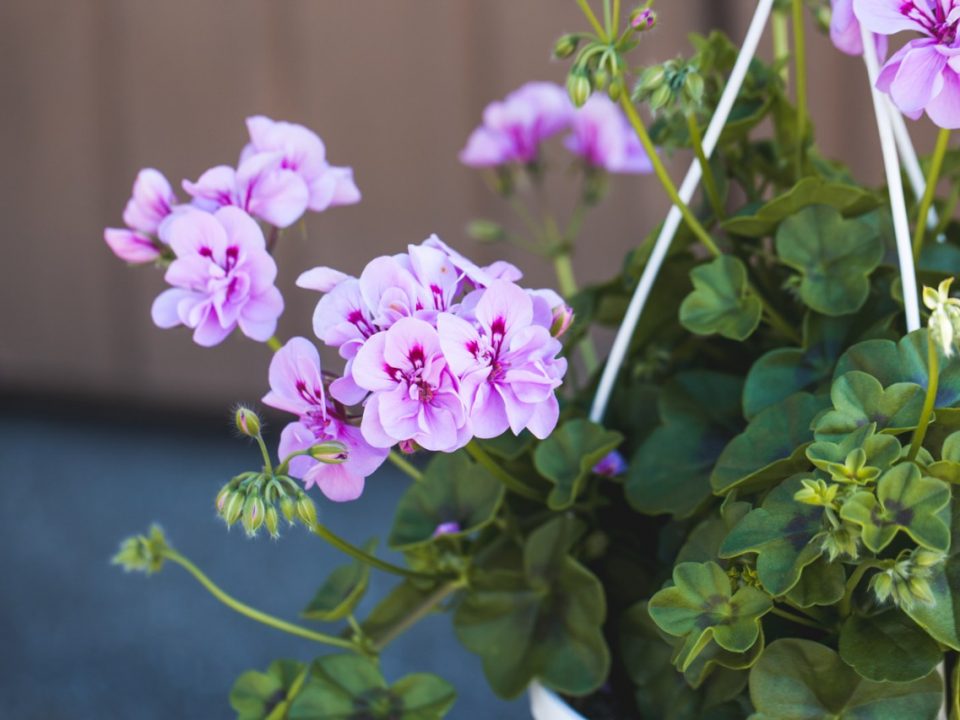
[775, 205, 883, 316]
[302, 539, 376, 622]
[679, 255, 763, 340]
[749, 638, 943, 720]
[785, 556, 845, 608]
[813, 371, 924, 442]
[230, 659, 305, 720]
[839, 610, 941, 682]
[534, 419, 622, 510]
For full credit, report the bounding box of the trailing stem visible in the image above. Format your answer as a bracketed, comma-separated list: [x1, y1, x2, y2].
[791, 0, 808, 178]
[913, 128, 952, 261]
[310, 522, 446, 582]
[388, 450, 424, 482]
[908, 332, 940, 463]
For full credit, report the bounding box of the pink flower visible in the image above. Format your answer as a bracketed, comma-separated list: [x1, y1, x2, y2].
[262, 337, 387, 502]
[593, 450, 627, 477]
[151, 207, 284, 346]
[183, 116, 360, 228]
[352, 317, 470, 452]
[830, 0, 888, 56]
[438, 281, 567, 440]
[460, 82, 574, 167]
[565, 95, 653, 174]
[422, 234, 523, 289]
[855, 0, 960, 127]
[104, 168, 177, 264]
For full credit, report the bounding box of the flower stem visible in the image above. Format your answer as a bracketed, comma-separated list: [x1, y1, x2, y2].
[576, 0, 609, 41]
[388, 450, 423, 482]
[913, 128, 951, 261]
[839, 560, 885, 617]
[371, 580, 464, 652]
[792, 0, 808, 178]
[266, 226, 282, 255]
[686, 113, 725, 220]
[909, 332, 940, 462]
[466, 441, 544, 502]
[612, 0, 621, 35]
[310, 522, 444, 582]
[266, 336, 283, 352]
[265, 666, 310, 720]
[771, 605, 823, 631]
[553, 252, 600, 374]
[772, 8, 790, 82]
[160, 548, 359, 652]
[603, 0, 612, 36]
[254, 434, 274, 475]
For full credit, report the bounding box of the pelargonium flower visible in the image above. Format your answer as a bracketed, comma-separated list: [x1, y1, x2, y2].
[104, 168, 177, 263]
[830, 0, 888, 56]
[352, 317, 470, 452]
[460, 82, 574, 167]
[855, 0, 960, 127]
[183, 115, 360, 228]
[564, 94, 653, 174]
[151, 207, 283, 346]
[593, 450, 627, 477]
[438, 280, 567, 439]
[262, 337, 387, 501]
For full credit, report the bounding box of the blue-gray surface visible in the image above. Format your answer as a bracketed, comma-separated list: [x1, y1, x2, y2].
[0, 410, 526, 719]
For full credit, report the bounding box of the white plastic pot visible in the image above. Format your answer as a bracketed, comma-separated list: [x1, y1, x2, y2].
[528, 682, 588, 720]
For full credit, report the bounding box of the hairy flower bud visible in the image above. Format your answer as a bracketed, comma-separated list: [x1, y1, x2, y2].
[467, 219, 506, 243]
[296, 493, 318, 528]
[242, 494, 265, 536]
[112, 525, 169, 574]
[567, 69, 593, 108]
[264, 505, 280, 539]
[309, 440, 349, 464]
[550, 304, 575, 339]
[630, 8, 657, 31]
[234, 406, 262, 438]
[553, 34, 581, 59]
[279, 494, 297, 524]
[222, 490, 245, 527]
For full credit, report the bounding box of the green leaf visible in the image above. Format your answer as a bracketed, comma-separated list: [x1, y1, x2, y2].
[628, 372, 744, 517]
[719, 476, 825, 596]
[775, 205, 883, 315]
[838, 609, 942, 682]
[806, 423, 901, 476]
[360, 581, 443, 647]
[721, 178, 880, 238]
[230, 659, 306, 720]
[785, 556, 845, 607]
[743, 314, 855, 420]
[648, 561, 771, 671]
[712, 393, 829, 495]
[676, 499, 752, 564]
[905, 498, 960, 649]
[288, 656, 455, 720]
[389, 452, 504, 550]
[813, 371, 924, 442]
[749, 639, 943, 719]
[534, 419, 623, 510]
[840, 464, 951, 553]
[453, 516, 608, 699]
[302, 539, 376, 622]
[679, 256, 763, 340]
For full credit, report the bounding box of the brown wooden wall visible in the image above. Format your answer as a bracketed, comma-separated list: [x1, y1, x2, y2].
[0, 1, 931, 412]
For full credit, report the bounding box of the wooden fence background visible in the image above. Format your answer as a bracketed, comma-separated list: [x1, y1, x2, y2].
[0, 1, 929, 412]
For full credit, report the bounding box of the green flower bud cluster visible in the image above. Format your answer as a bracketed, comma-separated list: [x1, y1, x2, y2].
[870, 549, 944, 611]
[727, 563, 761, 591]
[633, 58, 704, 115]
[112, 524, 170, 575]
[923, 278, 960, 358]
[216, 471, 318, 539]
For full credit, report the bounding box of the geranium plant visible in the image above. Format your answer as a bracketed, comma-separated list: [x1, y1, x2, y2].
[109, 1, 960, 718]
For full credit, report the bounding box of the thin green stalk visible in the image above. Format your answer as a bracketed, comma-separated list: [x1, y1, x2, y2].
[612, 0, 621, 35]
[508, 196, 547, 244]
[686, 113, 726, 220]
[772, 8, 790, 82]
[576, 0, 609, 40]
[371, 580, 464, 652]
[311, 522, 444, 582]
[771, 605, 824, 631]
[388, 450, 423, 482]
[254, 434, 274, 474]
[552, 252, 599, 374]
[265, 666, 310, 720]
[913, 128, 952, 261]
[792, 0, 808, 177]
[909, 332, 940, 462]
[161, 548, 359, 652]
[935, 183, 960, 238]
[603, 0, 612, 36]
[466, 441, 544, 502]
[266, 336, 283, 352]
[839, 560, 885, 617]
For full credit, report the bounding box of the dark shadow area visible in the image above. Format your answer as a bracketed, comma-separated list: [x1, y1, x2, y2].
[0, 396, 525, 719]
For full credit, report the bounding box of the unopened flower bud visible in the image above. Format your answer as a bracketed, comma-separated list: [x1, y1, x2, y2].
[279, 494, 297, 524]
[909, 576, 935, 606]
[112, 524, 169, 574]
[242, 494, 265, 536]
[630, 8, 657, 31]
[550, 304, 575, 339]
[432, 521, 461, 538]
[592, 450, 627, 477]
[264, 506, 280, 539]
[870, 571, 894, 603]
[553, 34, 581, 59]
[648, 84, 672, 112]
[567, 69, 593, 108]
[222, 491, 245, 527]
[215, 484, 232, 513]
[467, 219, 506, 243]
[683, 71, 705, 107]
[914, 549, 946, 568]
[635, 65, 666, 96]
[296, 493, 318, 528]
[235, 407, 262, 438]
[309, 441, 349, 464]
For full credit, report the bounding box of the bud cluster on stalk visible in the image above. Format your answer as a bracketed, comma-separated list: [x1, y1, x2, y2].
[632, 58, 704, 115]
[869, 549, 945, 611]
[216, 471, 319, 539]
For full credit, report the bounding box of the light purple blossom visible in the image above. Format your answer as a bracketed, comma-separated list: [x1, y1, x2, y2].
[438, 281, 567, 440]
[183, 116, 360, 228]
[830, 0, 888, 56]
[460, 82, 574, 167]
[564, 94, 654, 174]
[352, 317, 470, 452]
[432, 521, 462, 538]
[151, 207, 284, 346]
[104, 168, 177, 263]
[855, 0, 960, 127]
[593, 450, 627, 477]
[263, 338, 387, 501]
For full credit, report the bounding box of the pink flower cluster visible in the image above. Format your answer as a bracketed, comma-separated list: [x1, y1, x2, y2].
[847, 0, 960, 128]
[460, 82, 653, 174]
[104, 116, 358, 346]
[262, 236, 569, 502]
